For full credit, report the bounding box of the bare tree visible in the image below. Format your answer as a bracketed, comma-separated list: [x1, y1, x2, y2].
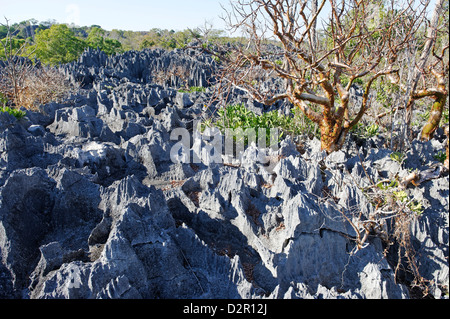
[416, 47, 448, 141]
[384, 0, 448, 144]
[203, 0, 431, 153]
[0, 18, 35, 107]
[1, 18, 80, 111]
[408, 0, 448, 141]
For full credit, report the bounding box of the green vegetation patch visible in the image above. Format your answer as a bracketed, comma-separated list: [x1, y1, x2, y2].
[0, 106, 26, 120]
[203, 103, 319, 145]
[178, 86, 206, 94]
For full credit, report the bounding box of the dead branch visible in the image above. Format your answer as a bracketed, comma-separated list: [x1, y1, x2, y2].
[200, 0, 432, 153]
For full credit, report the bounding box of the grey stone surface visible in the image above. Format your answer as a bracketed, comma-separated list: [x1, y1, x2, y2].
[0, 49, 447, 299]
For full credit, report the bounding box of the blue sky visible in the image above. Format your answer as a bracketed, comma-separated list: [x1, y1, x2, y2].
[1, 0, 231, 31]
[1, 0, 437, 32]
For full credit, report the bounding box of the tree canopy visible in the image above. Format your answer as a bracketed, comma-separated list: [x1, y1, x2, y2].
[33, 24, 87, 65]
[86, 27, 123, 55]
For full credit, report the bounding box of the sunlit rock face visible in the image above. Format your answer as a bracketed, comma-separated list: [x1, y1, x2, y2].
[0, 48, 447, 299]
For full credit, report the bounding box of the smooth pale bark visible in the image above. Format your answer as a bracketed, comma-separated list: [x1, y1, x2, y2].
[418, 68, 448, 141]
[445, 126, 449, 169]
[419, 91, 447, 140]
[407, 0, 446, 126]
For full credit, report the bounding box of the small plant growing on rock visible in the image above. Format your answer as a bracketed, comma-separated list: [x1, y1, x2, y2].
[350, 122, 380, 139]
[0, 106, 26, 120]
[338, 165, 431, 296]
[390, 152, 406, 164]
[365, 124, 380, 138]
[433, 150, 447, 164]
[178, 86, 206, 94]
[204, 103, 319, 147]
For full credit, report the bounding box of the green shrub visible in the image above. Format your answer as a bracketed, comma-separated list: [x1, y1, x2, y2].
[350, 122, 380, 138]
[0, 106, 26, 120]
[32, 24, 87, 65]
[0, 37, 29, 60]
[203, 103, 318, 145]
[178, 86, 206, 93]
[390, 151, 405, 163]
[434, 150, 447, 163]
[86, 27, 123, 55]
[441, 107, 449, 125]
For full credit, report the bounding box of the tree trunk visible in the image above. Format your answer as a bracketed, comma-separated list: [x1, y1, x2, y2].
[420, 92, 447, 141]
[444, 125, 449, 170]
[319, 117, 347, 153]
[311, 0, 318, 50]
[420, 70, 447, 141]
[406, 0, 445, 127]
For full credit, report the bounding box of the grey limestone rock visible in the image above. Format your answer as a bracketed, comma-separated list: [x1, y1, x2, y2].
[48, 105, 103, 139]
[175, 92, 194, 108]
[0, 48, 447, 300]
[0, 168, 56, 296]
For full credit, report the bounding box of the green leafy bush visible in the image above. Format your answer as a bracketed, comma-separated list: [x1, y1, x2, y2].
[434, 150, 447, 163]
[351, 122, 380, 138]
[390, 151, 405, 163]
[86, 27, 123, 55]
[32, 24, 87, 65]
[204, 103, 318, 145]
[0, 106, 26, 120]
[0, 37, 29, 60]
[178, 86, 206, 93]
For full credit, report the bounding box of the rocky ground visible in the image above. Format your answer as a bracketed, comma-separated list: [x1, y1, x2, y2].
[0, 48, 448, 299]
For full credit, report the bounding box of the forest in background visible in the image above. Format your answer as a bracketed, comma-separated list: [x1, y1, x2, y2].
[0, 2, 448, 298]
[0, 18, 234, 63]
[0, 0, 449, 155]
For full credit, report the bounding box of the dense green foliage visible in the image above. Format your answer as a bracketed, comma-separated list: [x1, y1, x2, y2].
[139, 28, 202, 50]
[0, 105, 26, 120]
[204, 103, 319, 145]
[0, 25, 9, 39]
[86, 27, 123, 55]
[0, 37, 27, 59]
[33, 24, 87, 64]
[31, 24, 123, 64]
[0, 19, 229, 64]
